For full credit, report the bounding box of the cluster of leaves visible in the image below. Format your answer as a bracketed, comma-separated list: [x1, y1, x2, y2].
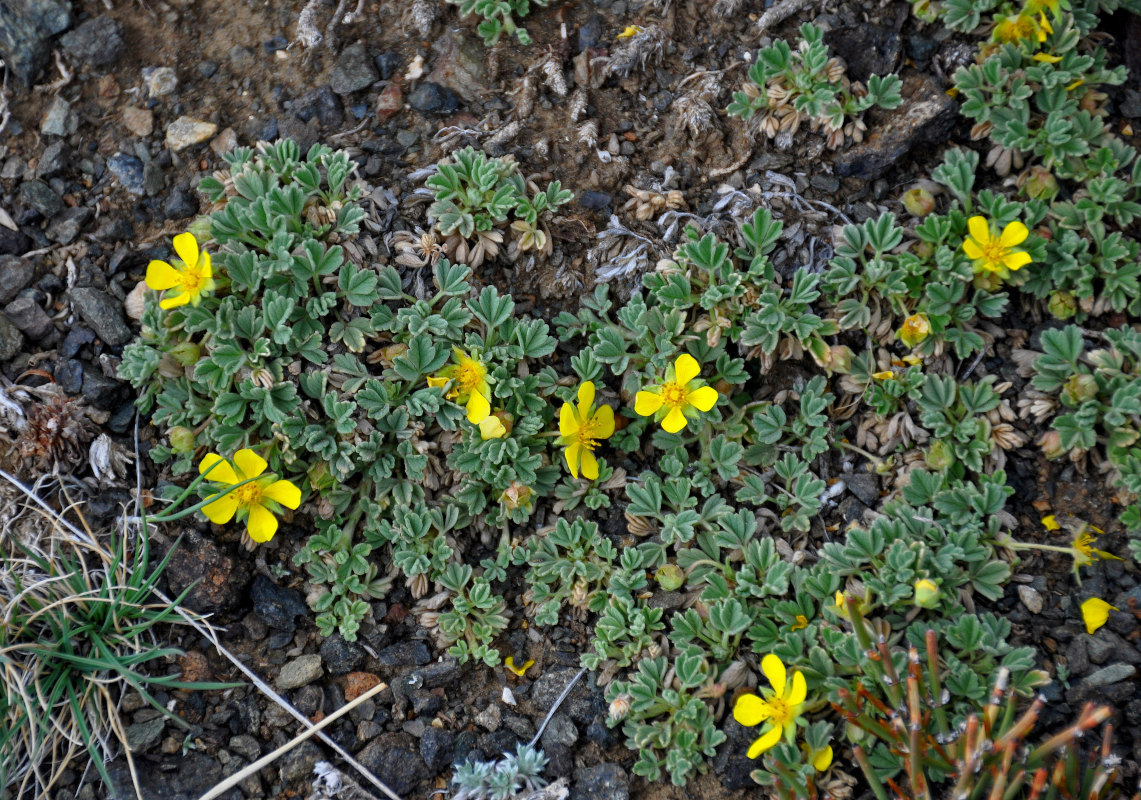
[727, 23, 903, 149]
[444, 0, 552, 46]
[947, 10, 1141, 320]
[1033, 325, 1141, 558]
[451, 743, 549, 800]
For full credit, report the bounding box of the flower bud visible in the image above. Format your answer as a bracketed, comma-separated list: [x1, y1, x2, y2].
[169, 341, 201, 366]
[903, 187, 936, 217]
[1047, 291, 1077, 320]
[913, 578, 940, 609]
[307, 461, 337, 492]
[1038, 429, 1064, 459]
[499, 481, 534, 513]
[925, 440, 954, 471]
[1024, 166, 1059, 201]
[168, 426, 195, 453]
[185, 216, 213, 243]
[1062, 373, 1098, 405]
[655, 564, 685, 592]
[915, 241, 935, 260]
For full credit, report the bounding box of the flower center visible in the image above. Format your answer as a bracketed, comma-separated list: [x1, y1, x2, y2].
[235, 482, 263, 509]
[661, 381, 688, 408]
[980, 239, 1007, 267]
[456, 362, 483, 392]
[766, 696, 794, 726]
[182, 266, 206, 292]
[576, 418, 603, 450]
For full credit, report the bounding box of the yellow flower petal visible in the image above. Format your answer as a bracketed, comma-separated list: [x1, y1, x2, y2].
[634, 390, 664, 417]
[559, 401, 579, 438]
[201, 492, 239, 525]
[661, 405, 688, 433]
[504, 656, 534, 677]
[146, 260, 182, 291]
[1041, 515, 1060, 531]
[247, 503, 278, 543]
[762, 654, 786, 697]
[580, 449, 600, 481]
[787, 669, 806, 705]
[872, 370, 894, 380]
[577, 381, 596, 413]
[565, 442, 582, 479]
[466, 390, 491, 424]
[999, 220, 1029, 248]
[747, 724, 783, 759]
[962, 239, 984, 260]
[199, 453, 239, 485]
[173, 232, 200, 270]
[1033, 52, 1063, 63]
[967, 216, 990, 246]
[1081, 598, 1116, 634]
[159, 292, 191, 310]
[233, 449, 268, 481]
[199, 251, 213, 279]
[674, 353, 701, 386]
[687, 385, 719, 413]
[479, 416, 506, 440]
[1003, 251, 1033, 270]
[593, 404, 615, 438]
[263, 479, 302, 509]
[732, 693, 770, 727]
[812, 745, 833, 772]
[617, 24, 642, 39]
[426, 375, 449, 390]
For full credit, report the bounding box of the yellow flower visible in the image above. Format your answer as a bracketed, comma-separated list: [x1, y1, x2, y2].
[993, 12, 1048, 44]
[1025, 0, 1061, 18]
[617, 24, 643, 39]
[634, 354, 719, 433]
[871, 370, 895, 381]
[1032, 52, 1063, 63]
[790, 615, 809, 631]
[146, 232, 215, 309]
[1041, 514, 1061, 531]
[427, 348, 493, 424]
[1080, 597, 1117, 634]
[199, 449, 301, 543]
[913, 578, 940, 609]
[1066, 78, 1085, 91]
[559, 381, 615, 480]
[733, 654, 808, 758]
[479, 414, 507, 440]
[897, 314, 931, 348]
[962, 216, 1032, 276]
[1072, 526, 1122, 569]
[504, 656, 535, 677]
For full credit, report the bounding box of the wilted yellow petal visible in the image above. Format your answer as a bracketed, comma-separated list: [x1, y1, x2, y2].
[1041, 515, 1061, 531]
[1081, 597, 1116, 634]
[504, 656, 534, 677]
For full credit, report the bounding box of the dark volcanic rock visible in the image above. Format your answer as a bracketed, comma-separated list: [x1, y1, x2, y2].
[69, 287, 132, 346]
[0, 256, 35, 304]
[107, 752, 224, 800]
[835, 73, 956, 180]
[60, 15, 125, 68]
[250, 573, 308, 631]
[0, 226, 32, 256]
[0, 0, 71, 85]
[377, 640, 431, 667]
[166, 531, 251, 614]
[3, 294, 53, 339]
[0, 313, 23, 361]
[108, 153, 146, 195]
[47, 207, 92, 245]
[571, 763, 628, 800]
[321, 634, 367, 675]
[825, 24, 902, 82]
[163, 186, 199, 220]
[356, 733, 430, 795]
[420, 726, 455, 772]
[18, 180, 63, 218]
[407, 82, 460, 115]
[330, 43, 378, 94]
[80, 363, 128, 409]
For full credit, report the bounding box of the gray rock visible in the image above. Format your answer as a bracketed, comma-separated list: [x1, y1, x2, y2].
[578, 14, 603, 50]
[60, 325, 94, 358]
[427, 30, 487, 104]
[1122, 89, 1141, 119]
[0, 227, 31, 256]
[834, 73, 956, 180]
[125, 716, 165, 751]
[0, 256, 34, 304]
[279, 740, 322, 783]
[1066, 663, 1137, 704]
[164, 530, 250, 613]
[1065, 635, 1089, 676]
[251, 574, 308, 631]
[0, 0, 70, 85]
[1086, 630, 1141, 665]
[94, 218, 135, 243]
[69, 287, 132, 346]
[531, 667, 600, 726]
[474, 703, 501, 732]
[0, 313, 23, 360]
[841, 472, 879, 506]
[143, 65, 178, 97]
[330, 43, 377, 94]
[374, 51, 401, 80]
[407, 82, 459, 115]
[144, 161, 166, 196]
[579, 191, 611, 210]
[411, 691, 443, 717]
[4, 294, 53, 339]
[80, 364, 127, 410]
[378, 640, 431, 667]
[40, 96, 72, 136]
[825, 25, 902, 82]
[395, 129, 419, 148]
[293, 684, 324, 716]
[34, 141, 69, 179]
[540, 712, 578, 748]
[294, 86, 343, 127]
[356, 733, 430, 795]
[46, 207, 91, 245]
[18, 180, 62, 218]
[571, 763, 628, 800]
[108, 153, 146, 195]
[321, 634, 367, 675]
[277, 655, 323, 690]
[409, 659, 461, 689]
[55, 358, 82, 393]
[60, 16, 125, 68]
[1081, 663, 1136, 687]
[164, 186, 198, 220]
[166, 117, 217, 152]
[419, 727, 454, 772]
